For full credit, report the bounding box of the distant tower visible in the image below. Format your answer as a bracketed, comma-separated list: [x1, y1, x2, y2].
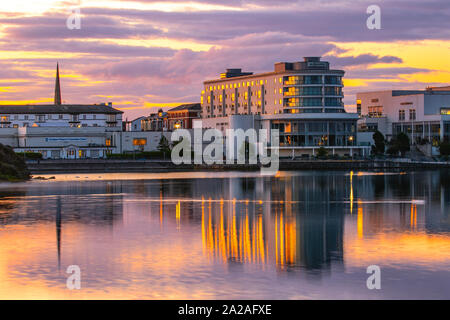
[54, 63, 62, 105]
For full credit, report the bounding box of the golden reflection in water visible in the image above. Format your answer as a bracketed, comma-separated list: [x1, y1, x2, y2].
[201, 201, 298, 269]
[159, 189, 163, 228]
[176, 200, 181, 230]
[410, 204, 417, 230]
[357, 200, 363, 239]
[350, 171, 354, 215]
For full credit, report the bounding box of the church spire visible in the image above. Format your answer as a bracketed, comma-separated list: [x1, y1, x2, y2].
[54, 63, 62, 105]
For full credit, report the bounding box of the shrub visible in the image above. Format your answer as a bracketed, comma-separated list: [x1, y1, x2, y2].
[439, 141, 450, 156]
[15, 152, 43, 160]
[0, 144, 30, 181]
[317, 146, 328, 158]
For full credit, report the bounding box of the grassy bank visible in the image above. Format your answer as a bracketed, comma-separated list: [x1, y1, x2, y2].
[0, 144, 30, 182]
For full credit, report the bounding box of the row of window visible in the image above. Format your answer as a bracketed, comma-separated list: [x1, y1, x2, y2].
[279, 134, 355, 147]
[272, 121, 355, 133]
[399, 109, 416, 121]
[285, 97, 343, 107]
[205, 75, 342, 93]
[0, 114, 112, 121]
[284, 75, 342, 85]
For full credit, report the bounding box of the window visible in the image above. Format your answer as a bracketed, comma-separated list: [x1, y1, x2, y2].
[91, 150, 99, 158]
[133, 138, 147, 146]
[368, 106, 383, 117]
[59, 114, 63, 119]
[105, 138, 112, 146]
[399, 110, 405, 121]
[409, 109, 416, 120]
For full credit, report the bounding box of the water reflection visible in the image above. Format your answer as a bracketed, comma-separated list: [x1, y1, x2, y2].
[0, 170, 449, 299]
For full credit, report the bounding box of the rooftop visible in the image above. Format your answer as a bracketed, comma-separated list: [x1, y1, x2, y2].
[0, 104, 123, 114]
[167, 103, 201, 112]
[204, 57, 344, 84]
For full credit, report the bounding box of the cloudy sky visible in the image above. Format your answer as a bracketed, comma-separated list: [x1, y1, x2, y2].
[0, 0, 449, 119]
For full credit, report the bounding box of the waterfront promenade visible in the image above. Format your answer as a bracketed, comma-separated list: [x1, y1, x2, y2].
[26, 159, 450, 174]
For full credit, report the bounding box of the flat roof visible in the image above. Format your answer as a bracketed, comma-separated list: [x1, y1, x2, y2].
[203, 69, 344, 85]
[167, 103, 201, 112]
[0, 104, 123, 114]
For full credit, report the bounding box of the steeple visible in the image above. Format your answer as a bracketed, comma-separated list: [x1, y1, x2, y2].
[54, 63, 62, 105]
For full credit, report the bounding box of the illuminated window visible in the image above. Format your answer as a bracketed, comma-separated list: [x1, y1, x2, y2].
[441, 108, 450, 115]
[105, 138, 112, 146]
[133, 138, 147, 146]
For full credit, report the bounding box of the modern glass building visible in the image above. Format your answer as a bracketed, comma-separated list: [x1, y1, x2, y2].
[200, 57, 364, 157]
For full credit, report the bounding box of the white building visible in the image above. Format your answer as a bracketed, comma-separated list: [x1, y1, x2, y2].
[200, 57, 367, 157]
[0, 64, 126, 159]
[357, 86, 450, 145]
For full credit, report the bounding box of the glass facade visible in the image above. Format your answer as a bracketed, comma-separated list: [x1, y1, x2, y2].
[272, 120, 356, 147]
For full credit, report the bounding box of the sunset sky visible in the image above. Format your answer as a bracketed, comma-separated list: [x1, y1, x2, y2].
[0, 0, 449, 119]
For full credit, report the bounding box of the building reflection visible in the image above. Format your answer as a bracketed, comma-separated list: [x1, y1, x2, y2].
[199, 174, 345, 272]
[0, 170, 448, 280]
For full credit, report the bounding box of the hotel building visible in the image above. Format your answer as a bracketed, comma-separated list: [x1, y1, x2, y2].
[200, 57, 365, 157]
[357, 86, 450, 147]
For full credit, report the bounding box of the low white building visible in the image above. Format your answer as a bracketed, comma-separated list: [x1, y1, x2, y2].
[357, 86, 450, 145]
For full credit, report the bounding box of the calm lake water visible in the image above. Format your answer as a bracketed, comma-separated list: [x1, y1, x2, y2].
[0, 170, 449, 299]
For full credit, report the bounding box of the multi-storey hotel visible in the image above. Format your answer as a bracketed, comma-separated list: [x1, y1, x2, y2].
[200, 57, 366, 157]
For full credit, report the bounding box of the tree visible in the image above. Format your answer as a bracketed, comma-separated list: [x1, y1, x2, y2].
[157, 135, 171, 157]
[317, 146, 328, 158]
[440, 141, 450, 156]
[396, 132, 410, 156]
[372, 130, 385, 155]
[387, 132, 410, 157]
